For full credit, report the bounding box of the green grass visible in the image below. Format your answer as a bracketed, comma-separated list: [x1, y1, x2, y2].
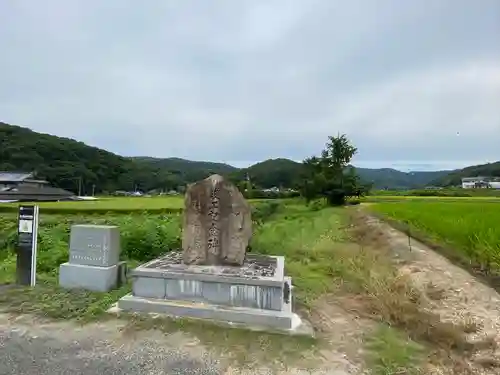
[370, 201, 500, 273]
[251, 204, 346, 306]
[0, 280, 132, 321]
[365, 325, 424, 375]
[370, 188, 500, 198]
[365, 195, 500, 203]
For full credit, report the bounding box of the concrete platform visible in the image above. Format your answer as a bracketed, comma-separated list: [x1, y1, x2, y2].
[114, 294, 313, 336]
[119, 252, 309, 335]
[59, 261, 126, 292]
[129, 252, 289, 310]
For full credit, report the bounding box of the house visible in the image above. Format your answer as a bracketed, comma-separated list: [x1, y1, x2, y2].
[462, 176, 500, 189]
[0, 171, 77, 202]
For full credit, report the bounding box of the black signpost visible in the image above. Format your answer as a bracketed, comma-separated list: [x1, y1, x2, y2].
[16, 205, 39, 286]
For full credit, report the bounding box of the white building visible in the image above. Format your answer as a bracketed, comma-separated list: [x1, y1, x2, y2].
[462, 176, 500, 189]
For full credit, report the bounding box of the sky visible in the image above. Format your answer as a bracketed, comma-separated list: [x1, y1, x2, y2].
[1, 1, 499, 172]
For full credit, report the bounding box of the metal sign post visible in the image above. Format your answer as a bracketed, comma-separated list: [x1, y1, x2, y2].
[16, 205, 39, 286]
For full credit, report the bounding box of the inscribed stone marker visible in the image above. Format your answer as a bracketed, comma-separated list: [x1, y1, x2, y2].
[69, 225, 121, 267]
[182, 174, 252, 266]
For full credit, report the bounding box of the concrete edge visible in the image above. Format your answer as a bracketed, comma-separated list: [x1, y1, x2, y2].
[110, 294, 314, 337]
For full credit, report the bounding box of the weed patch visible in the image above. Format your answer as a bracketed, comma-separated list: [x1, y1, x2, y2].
[365, 324, 424, 375]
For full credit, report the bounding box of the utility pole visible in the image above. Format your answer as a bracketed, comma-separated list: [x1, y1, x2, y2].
[92, 184, 96, 196]
[78, 177, 82, 196]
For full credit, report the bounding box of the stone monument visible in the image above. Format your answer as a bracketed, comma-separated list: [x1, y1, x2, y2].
[116, 175, 311, 335]
[59, 225, 126, 292]
[182, 174, 252, 266]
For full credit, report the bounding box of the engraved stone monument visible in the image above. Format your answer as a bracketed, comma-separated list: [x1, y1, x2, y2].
[59, 225, 125, 292]
[182, 174, 252, 266]
[116, 175, 311, 335]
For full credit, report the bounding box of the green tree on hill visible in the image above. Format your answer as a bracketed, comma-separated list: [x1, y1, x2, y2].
[299, 134, 363, 205]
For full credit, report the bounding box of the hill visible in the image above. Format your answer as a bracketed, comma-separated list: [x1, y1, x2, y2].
[130, 156, 237, 183]
[229, 159, 303, 189]
[430, 161, 500, 186]
[356, 168, 451, 190]
[0, 123, 179, 194]
[2, 121, 494, 192]
[229, 160, 450, 190]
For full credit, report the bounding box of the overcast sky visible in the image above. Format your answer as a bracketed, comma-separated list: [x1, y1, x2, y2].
[1, 1, 499, 171]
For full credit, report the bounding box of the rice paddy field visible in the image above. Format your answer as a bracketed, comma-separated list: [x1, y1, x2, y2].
[370, 201, 500, 273]
[0, 196, 271, 214]
[365, 195, 500, 203]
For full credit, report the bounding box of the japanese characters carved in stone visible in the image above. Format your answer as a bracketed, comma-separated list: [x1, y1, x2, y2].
[182, 174, 252, 266]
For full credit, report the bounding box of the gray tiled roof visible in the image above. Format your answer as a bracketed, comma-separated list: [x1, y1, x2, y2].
[0, 172, 33, 182]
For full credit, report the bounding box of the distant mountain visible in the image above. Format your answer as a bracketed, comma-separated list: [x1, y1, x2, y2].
[2, 121, 495, 192]
[130, 156, 237, 182]
[228, 159, 451, 189]
[429, 161, 500, 187]
[0, 122, 142, 194]
[230, 158, 303, 189]
[355, 167, 451, 189]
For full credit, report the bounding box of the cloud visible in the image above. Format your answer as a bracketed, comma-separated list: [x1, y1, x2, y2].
[0, 0, 499, 170]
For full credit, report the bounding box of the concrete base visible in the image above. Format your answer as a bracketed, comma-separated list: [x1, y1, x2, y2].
[130, 253, 289, 310]
[116, 294, 313, 336]
[59, 261, 125, 292]
[120, 253, 310, 335]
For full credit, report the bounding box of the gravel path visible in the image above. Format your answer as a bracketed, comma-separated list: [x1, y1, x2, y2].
[0, 316, 222, 375]
[0, 312, 364, 375]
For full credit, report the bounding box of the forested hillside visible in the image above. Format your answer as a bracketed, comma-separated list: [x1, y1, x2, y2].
[430, 161, 500, 186]
[356, 168, 451, 189]
[0, 123, 184, 194]
[229, 159, 303, 188]
[131, 156, 237, 183]
[2, 122, 496, 192]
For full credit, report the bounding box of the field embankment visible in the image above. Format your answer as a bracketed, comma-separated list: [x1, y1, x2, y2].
[370, 201, 500, 284]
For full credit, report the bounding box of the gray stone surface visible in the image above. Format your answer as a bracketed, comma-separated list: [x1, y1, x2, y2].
[124, 253, 304, 331]
[182, 174, 252, 266]
[133, 253, 283, 287]
[117, 294, 307, 333]
[60, 225, 124, 292]
[130, 254, 286, 310]
[132, 276, 284, 310]
[69, 225, 121, 267]
[59, 262, 123, 292]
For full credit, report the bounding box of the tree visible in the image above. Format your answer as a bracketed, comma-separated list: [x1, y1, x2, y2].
[299, 134, 359, 206]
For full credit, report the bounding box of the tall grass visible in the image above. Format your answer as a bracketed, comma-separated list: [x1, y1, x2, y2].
[0, 201, 283, 283]
[371, 201, 500, 273]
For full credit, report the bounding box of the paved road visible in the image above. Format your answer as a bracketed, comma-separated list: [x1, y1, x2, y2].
[0, 316, 222, 375]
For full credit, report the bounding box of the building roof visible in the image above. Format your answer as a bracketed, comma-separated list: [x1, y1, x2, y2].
[0, 185, 75, 197]
[0, 171, 33, 182]
[462, 176, 488, 182]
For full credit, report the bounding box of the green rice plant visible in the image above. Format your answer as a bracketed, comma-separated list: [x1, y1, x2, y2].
[371, 201, 500, 273]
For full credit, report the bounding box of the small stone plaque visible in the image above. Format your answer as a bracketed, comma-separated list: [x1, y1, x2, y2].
[69, 225, 120, 267]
